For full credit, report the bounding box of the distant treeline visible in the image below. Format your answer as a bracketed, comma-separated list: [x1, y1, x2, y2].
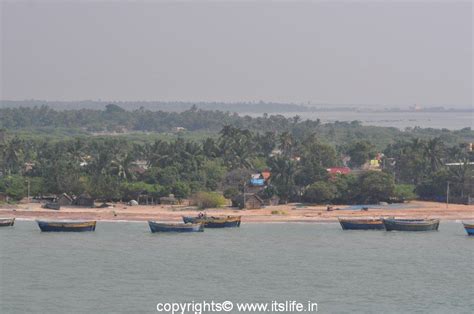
[2, 100, 471, 113]
[1, 100, 324, 113]
[1, 104, 473, 149]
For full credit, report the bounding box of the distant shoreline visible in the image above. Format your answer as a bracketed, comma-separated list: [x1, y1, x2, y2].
[1, 99, 471, 113]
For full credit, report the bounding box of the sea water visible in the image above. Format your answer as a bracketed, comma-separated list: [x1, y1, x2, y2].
[244, 110, 473, 130]
[1, 221, 472, 313]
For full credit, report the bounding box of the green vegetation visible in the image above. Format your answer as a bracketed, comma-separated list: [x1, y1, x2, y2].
[192, 192, 227, 209]
[346, 141, 376, 168]
[271, 210, 288, 215]
[0, 106, 472, 205]
[303, 182, 337, 204]
[0, 175, 27, 201]
[393, 184, 417, 201]
[1, 105, 473, 149]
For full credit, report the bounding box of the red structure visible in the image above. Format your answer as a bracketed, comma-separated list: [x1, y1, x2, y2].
[326, 167, 351, 176]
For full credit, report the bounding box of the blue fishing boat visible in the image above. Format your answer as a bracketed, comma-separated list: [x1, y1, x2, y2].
[382, 218, 439, 231]
[338, 218, 384, 230]
[182, 215, 241, 228]
[0, 218, 15, 227]
[37, 220, 96, 232]
[148, 221, 203, 233]
[462, 222, 474, 236]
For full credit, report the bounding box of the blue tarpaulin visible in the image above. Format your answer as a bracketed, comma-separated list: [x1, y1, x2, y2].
[250, 178, 265, 186]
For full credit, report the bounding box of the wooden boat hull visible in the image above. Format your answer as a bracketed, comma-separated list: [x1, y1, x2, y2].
[37, 220, 96, 232]
[0, 218, 15, 227]
[43, 202, 60, 210]
[339, 218, 384, 230]
[462, 223, 474, 236]
[182, 216, 241, 228]
[148, 221, 203, 233]
[383, 218, 439, 231]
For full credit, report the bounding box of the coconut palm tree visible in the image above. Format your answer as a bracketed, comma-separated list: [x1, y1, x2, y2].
[268, 156, 298, 203]
[279, 131, 295, 158]
[423, 137, 445, 174]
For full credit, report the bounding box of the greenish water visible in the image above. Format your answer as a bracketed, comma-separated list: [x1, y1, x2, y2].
[1, 221, 472, 313]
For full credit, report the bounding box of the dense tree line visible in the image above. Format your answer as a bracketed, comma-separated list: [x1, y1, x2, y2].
[1, 105, 473, 150]
[1, 124, 472, 205]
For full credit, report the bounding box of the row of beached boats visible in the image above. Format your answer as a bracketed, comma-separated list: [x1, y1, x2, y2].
[149, 215, 241, 232]
[338, 217, 474, 234]
[1, 216, 473, 235]
[339, 217, 441, 231]
[0, 215, 241, 233]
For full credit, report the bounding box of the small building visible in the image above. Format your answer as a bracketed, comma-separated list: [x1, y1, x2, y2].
[160, 194, 179, 205]
[232, 193, 264, 209]
[327, 167, 351, 176]
[57, 193, 73, 206]
[129, 166, 147, 176]
[0, 192, 8, 202]
[75, 193, 95, 207]
[137, 193, 156, 205]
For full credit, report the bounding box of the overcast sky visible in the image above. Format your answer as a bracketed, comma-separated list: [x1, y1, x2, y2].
[1, 1, 472, 107]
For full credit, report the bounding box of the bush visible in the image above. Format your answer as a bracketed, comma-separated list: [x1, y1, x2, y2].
[357, 171, 395, 204]
[223, 187, 240, 199]
[332, 174, 359, 204]
[27, 177, 45, 197]
[192, 192, 226, 209]
[0, 175, 27, 201]
[121, 181, 163, 200]
[393, 184, 417, 201]
[415, 170, 449, 199]
[303, 181, 337, 203]
[259, 185, 277, 200]
[171, 182, 191, 199]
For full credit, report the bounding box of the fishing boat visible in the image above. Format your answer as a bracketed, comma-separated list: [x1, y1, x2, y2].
[462, 222, 474, 236]
[37, 220, 96, 232]
[382, 218, 439, 231]
[0, 218, 15, 227]
[338, 218, 384, 230]
[148, 221, 203, 233]
[182, 215, 241, 228]
[42, 202, 60, 210]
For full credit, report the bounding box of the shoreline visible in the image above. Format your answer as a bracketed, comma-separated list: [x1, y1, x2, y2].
[1, 201, 472, 223]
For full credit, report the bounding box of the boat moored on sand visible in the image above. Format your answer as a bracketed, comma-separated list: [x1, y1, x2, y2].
[0, 218, 15, 227]
[462, 222, 474, 236]
[338, 218, 384, 230]
[182, 215, 241, 228]
[148, 221, 204, 233]
[37, 220, 96, 232]
[382, 218, 439, 231]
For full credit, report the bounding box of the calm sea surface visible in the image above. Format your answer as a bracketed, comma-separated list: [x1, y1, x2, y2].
[244, 111, 473, 130]
[1, 221, 472, 314]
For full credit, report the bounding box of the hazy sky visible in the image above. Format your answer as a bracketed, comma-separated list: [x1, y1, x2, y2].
[1, 1, 472, 107]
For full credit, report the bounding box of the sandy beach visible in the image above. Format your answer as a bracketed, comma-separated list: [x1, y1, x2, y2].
[0, 201, 472, 222]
